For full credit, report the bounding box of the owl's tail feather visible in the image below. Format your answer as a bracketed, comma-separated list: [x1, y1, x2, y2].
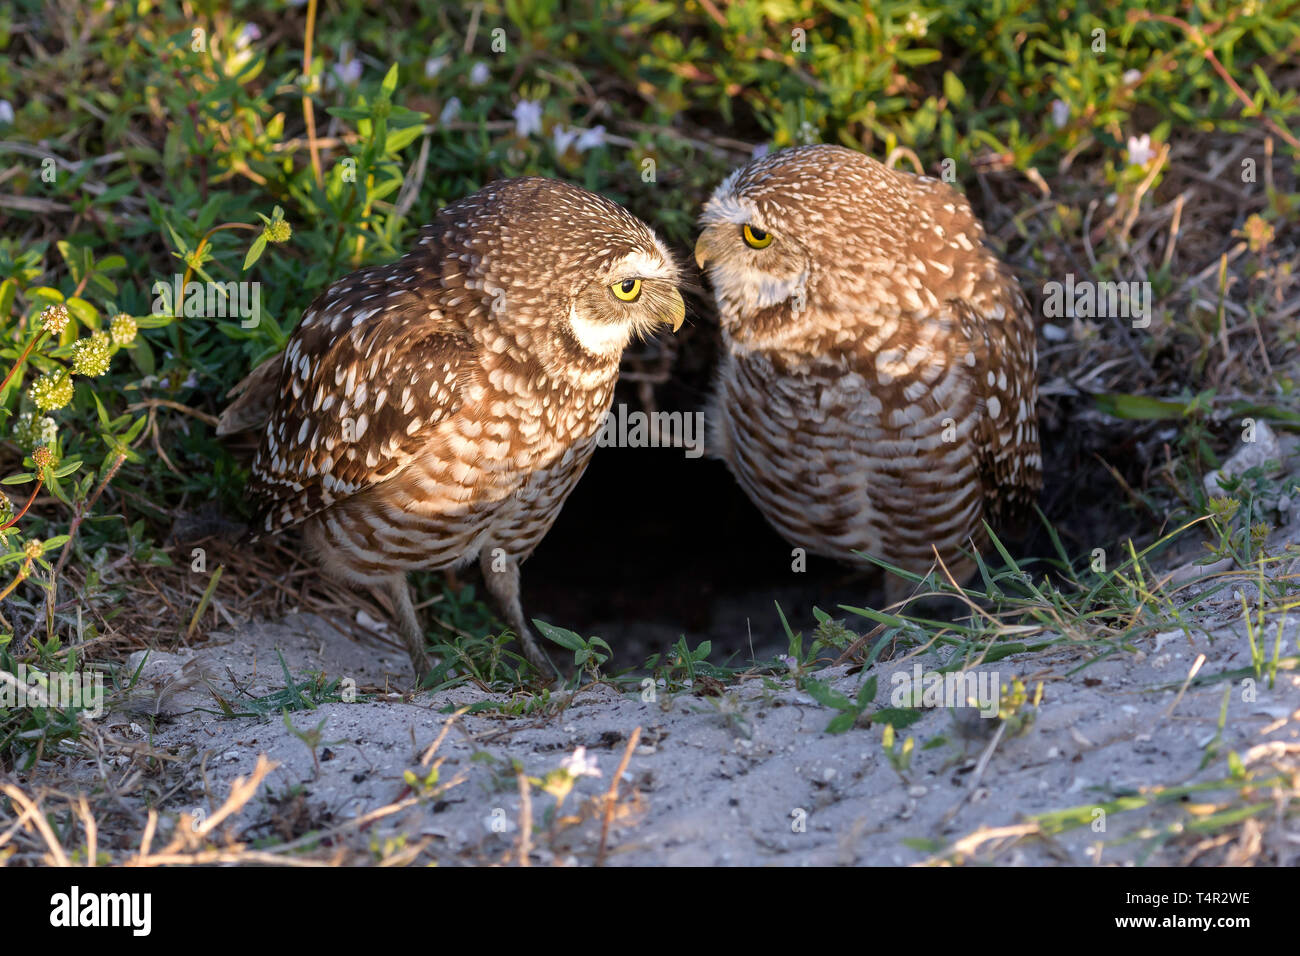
[215, 353, 283, 436]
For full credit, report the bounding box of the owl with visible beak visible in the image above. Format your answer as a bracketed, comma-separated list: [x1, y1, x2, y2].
[696, 145, 1040, 600]
[220, 178, 685, 675]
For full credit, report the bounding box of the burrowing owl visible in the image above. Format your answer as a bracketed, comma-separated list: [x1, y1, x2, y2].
[219, 178, 684, 675]
[695, 145, 1040, 600]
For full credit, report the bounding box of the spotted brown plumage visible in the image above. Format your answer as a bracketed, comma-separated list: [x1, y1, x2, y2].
[219, 178, 685, 675]
[695, 145, 1040, 599]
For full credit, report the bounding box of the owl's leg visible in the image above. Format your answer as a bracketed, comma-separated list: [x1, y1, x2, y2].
[387, 574, 434, 680]
[302, 518, 433, 681]
[883, 573, 919, 611]
[478, 551, 556, 676]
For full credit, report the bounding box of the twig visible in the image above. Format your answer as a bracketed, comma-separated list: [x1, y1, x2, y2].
[1163, 652, 1207, 719]
[77, 794, 98, 867]
[125, 398, 219, 428]
[885, 147, 925, 175]
[0, 784, 71, 865]
[516, 763, 532, 867]
[302, 0, 323, 188]
[0, 330, 48, 394]
[1160, 192, 1184, 271]
[0, 476, 42, 531]
[596, 725, 641, 866]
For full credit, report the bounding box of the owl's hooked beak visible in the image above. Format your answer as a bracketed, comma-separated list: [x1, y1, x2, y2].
[693, 232, 715, 271]
[663, 288, 686, 332]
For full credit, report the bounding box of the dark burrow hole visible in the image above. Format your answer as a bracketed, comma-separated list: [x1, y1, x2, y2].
[518, 366, 1154, 668]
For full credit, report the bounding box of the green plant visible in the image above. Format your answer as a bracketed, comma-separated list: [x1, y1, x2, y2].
[1, 0, 1296, 770]
[534, 619, 611, 679]
[803, 674, 923, 735]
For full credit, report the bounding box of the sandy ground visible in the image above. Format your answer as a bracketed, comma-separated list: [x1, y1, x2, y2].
[8, 438, 1300, 866]
[14, 570, 1298, 866]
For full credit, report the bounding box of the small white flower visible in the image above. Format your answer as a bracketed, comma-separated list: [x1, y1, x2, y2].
[1126, 133, 1155, 167]
[326, 51, 362, 91]
[424, 55, 449, 79]
[1050, 99, 1070, 129]
[574, 125, 606, 152]
[439, 97, 462, 125]
[0, 100, 13, 125]
[236, 23, 261, 49]
[1122, 69, 1141, 86]
[513, 100, 543, 138]
[751, 142, 770, 159]
[560, 746, 601, 779]
[469, 62, 490, 86]
[552, 125, 579, 155]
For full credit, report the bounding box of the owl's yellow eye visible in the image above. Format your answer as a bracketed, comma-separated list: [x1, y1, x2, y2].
[742, 224, 773, 249]
[611, 278, 642, 302]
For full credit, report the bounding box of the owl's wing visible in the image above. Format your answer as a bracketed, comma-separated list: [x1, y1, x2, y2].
[248, 266, 471, 536]
[952, 293, 1041, 527]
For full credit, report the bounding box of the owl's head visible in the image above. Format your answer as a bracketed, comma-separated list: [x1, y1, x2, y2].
[435, 178, 683, 364]
[695, 145, 928, 347]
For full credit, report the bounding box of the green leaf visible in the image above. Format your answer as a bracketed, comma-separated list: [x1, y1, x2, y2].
[163, 220, 189, 256]
[91, 392, 111, 430]
[380, 63, 399, 98]
[943, 70, 966, 106]
[385, 124, 425, 154]
[122, 416, 148, 444]
[871, 707, 923, 729]
[56, 241, 85, 282]
[45, 470, 68, 504]
[1092, 393, 1190, 420]
[29, 286, 65, 304]
[839, 604, 908, 628]
[326, 106, 373, 122]
[66, 297, 98, 326]
[532, 618, 585, 651]
[856, 675, 878, 707]
[803, 678, 853, 711]
[825, 712, 857, 735]
[242, 234, 268, 271]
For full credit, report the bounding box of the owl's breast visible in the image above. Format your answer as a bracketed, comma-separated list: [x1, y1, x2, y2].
[714, 346, 985, 568]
